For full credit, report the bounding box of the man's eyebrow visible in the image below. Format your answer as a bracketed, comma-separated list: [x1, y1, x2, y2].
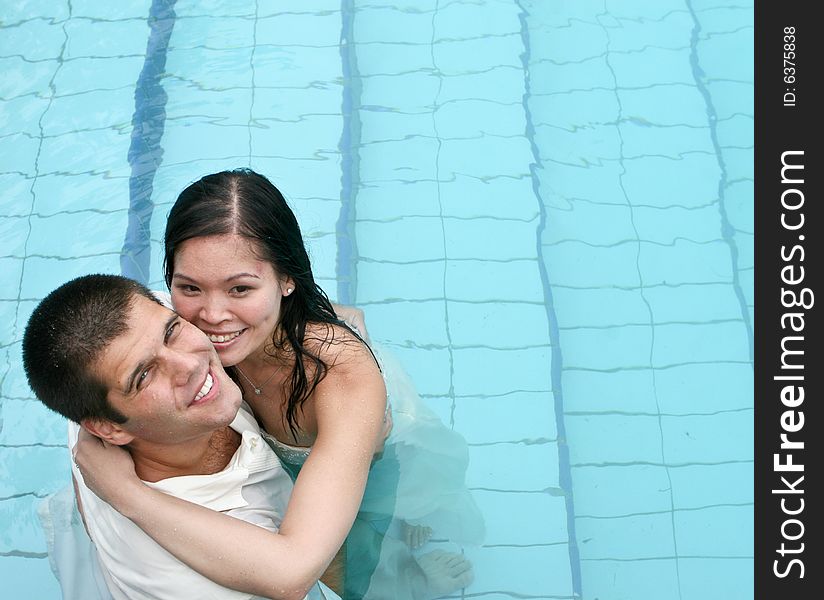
[124, 313, 179, 394]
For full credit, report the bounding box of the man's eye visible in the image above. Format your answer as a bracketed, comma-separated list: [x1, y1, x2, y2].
[165, 321, 179, 343]
[137, 368, 150, 389]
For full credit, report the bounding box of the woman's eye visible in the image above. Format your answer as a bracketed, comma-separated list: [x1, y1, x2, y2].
[231, 286, 251, 294]
[176, 284, 199, 294]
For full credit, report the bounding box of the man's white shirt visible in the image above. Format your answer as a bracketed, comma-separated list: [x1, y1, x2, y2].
[69, 406, 324, 599]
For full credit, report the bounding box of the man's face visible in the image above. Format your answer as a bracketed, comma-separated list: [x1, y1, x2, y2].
[93, 294, 242, 446]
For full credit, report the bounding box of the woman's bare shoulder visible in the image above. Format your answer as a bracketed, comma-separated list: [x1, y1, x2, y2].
[303, 321, 379, 374]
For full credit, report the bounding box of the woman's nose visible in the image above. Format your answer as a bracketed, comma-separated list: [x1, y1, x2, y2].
[199, 295, 229, 324]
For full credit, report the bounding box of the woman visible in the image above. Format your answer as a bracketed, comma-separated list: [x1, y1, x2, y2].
[75, 169, 484, 599]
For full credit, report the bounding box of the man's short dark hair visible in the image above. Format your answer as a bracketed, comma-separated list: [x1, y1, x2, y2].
[22, 274, 162, 424]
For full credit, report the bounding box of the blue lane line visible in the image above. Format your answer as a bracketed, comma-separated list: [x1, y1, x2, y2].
[685, 0, 754, 362]
[516, 3, 583, 596]
[121, 0, 177, 284]
[335, 0, 361, 305]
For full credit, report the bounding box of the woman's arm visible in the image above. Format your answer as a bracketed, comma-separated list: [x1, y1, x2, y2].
[74, 340, 387, 600]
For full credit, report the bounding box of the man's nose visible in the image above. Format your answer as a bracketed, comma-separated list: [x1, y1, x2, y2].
[166, 346, 202, 387]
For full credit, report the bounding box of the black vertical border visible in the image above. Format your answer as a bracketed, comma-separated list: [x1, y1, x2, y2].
[754, 2, 821, 597]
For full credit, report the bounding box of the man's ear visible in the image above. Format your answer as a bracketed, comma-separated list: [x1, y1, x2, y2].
[80, 418, 134, 446]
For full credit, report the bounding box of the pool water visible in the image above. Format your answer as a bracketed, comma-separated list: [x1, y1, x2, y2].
[0, 1, 753, 598]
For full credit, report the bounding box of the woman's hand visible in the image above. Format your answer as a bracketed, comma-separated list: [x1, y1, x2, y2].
[73, 428, 141, 509]
[331, 303, 369, 341]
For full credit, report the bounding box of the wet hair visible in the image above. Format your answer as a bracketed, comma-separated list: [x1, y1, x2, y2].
[164, 168, 355, 437]
[22, 274, 161, 424]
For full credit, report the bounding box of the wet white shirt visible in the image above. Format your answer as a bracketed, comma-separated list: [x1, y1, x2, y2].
[69, 406, 335, 600]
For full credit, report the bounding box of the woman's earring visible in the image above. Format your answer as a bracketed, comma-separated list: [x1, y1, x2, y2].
[285, 287, 293, 296]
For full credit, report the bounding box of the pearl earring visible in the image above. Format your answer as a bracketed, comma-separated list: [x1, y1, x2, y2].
[286, 287, 293, 295]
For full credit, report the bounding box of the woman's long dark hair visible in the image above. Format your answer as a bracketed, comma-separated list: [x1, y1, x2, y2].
[164, 168, 351, 437]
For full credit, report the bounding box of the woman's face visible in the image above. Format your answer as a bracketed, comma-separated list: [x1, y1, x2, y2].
[170, 234, 293, 367]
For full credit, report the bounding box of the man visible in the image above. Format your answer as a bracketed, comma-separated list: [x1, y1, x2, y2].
[23, 274, 338, 600]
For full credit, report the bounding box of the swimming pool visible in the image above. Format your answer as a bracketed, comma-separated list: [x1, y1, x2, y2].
[0, 0, 753, 598]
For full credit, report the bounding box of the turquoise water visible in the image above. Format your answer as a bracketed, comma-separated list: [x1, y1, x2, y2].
[0, 1, 753, 598]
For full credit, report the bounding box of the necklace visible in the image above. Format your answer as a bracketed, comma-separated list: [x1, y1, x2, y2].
[234, 362, 284, 395]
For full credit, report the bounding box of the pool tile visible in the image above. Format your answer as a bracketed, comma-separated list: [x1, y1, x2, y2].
[580, 558, 680, 600]
[643, 283, 743, 323]
[355, 42, 434, 77]
[356, 217, 444, 262]
[607, 10, 693, 52]
[251, 115, 342, 158]
[452, 346, 552, 396]
[256, 12, 341, 47]
[654, 362, 752, 414]
[528, 54, 613, 96]
[0, 134, 39, 176]
[0, 96, 50, 138]
[355, 180, 442, 219]
[438, 66, 525, 105]
[64, 18, 150, 59]
[544, 199, 635, 247]
[543, 240, 640, 288]
[0, 496, 50, 553]
[638, 239, 734, 285]
[0, 216, 29, 256]
[0, 447, 69, 497]
[652, 321, 750, 366]
[354, 7, 433, 45]
[385, 344, 452, 397]
[443, 216, 538, 260]
[41, 88, 135, 136]
[26, 211, 128, 257]
[360, 71, 441, 111]
[466, 442, 560, 490]
[472, 490, 568, 545]
[462, 544, 573, 597]
[0, 555, 61, 600]
[447, 301, 550, 348]
[356, 260, 445, 303]
[566, 415, 664, 466]
[358, 136, 439, 182]
[0, 19, 66, 62]
[71, 0, 149, 19]
[433, 34, 522, 75]
[20, 255, 121, 300]
[359, 110, 435, 145]
[358, 300, 448, 347]
[661, 412, 753, 464]
[434, 1, 520, 40]
[439, 175, 538, 220]
[453, 391, 557, 444]
[37, 129, 132, 177]
[622, 153, 721, 208]
[552, 287, 649, 328]
[53, 56, 146, 95]
[446, 259, 544, 302]
[621, 122, 714, 159]
[575, 512, 675, 560]
[572, 464, 673, 517]
[560, 324, 652, 371]
[562, 368, 659, 413]
[678, 557, 753, 600]
[669, 463, 753, 510]
[675, 505, 753, 556]
[0, 399, 67, 446]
